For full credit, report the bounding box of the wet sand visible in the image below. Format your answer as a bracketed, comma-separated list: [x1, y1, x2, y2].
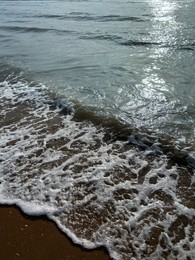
[0, 205, 110, 260]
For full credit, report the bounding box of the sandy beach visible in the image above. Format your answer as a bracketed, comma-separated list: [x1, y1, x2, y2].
[0, 206, 110, 260]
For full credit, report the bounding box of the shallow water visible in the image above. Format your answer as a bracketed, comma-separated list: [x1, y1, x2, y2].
[0, 0, 195, 142]
[0, 0, 195, 259]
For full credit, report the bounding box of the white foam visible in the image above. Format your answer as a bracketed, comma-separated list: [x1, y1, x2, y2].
[0, 196, 57, 216]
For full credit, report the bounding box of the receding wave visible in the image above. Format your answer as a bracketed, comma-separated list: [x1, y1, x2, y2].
[0, 64, 195, 260]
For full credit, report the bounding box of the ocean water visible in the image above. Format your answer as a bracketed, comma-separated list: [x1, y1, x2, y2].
[0, 0, 195, 259]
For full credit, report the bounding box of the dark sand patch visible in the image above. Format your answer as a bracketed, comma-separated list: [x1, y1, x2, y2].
[0, 206, 110, 260]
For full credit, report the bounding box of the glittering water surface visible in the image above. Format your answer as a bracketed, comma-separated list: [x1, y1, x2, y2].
[0, 0, 195, 259]
[0, 0, 194, 141]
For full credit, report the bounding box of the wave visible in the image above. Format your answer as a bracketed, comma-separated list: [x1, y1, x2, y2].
[35, 13, 146, 23]
[120, 40, 159, 47]
[178, 42, 195, 51]
[1, 25, 193, 53]
[80, 35, 160, 48]
[0, 25, 76, 35]
[120, 40, 195, 51]
[80, 33, 124, 42]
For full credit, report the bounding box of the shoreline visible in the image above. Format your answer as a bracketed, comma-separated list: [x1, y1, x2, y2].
[1, 69, 195, 259]
[0, 205, 110, 260]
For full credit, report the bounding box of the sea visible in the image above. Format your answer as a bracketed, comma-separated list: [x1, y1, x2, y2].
[0, 0, 195, 259]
